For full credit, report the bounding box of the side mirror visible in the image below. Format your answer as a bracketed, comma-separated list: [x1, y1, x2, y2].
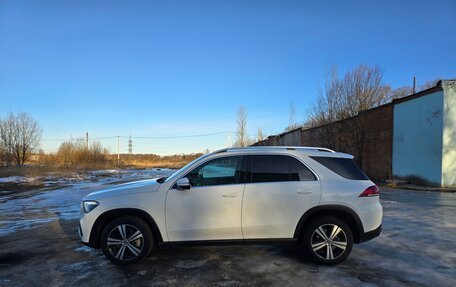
[176, 177, 191, 190]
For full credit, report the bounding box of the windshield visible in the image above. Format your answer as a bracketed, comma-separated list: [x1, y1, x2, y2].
[164, 153, 209, 183]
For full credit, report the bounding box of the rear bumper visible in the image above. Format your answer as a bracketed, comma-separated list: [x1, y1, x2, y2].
[358, 224, 382, 243]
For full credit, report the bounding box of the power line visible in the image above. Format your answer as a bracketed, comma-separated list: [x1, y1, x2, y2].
[42, 131, 242, 141]
[41, 131, 259, 143]
[125, 131, 230, 139]
[41, 136, 118, 141]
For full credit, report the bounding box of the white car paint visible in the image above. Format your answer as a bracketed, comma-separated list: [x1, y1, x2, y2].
[242, 180, 321, 239]
[80, 146, 382, 248]
[166, 183, 244, 241]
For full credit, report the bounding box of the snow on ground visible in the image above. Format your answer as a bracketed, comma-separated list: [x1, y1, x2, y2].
[0, 168, 175, 236]
[0, 176, 39, 183]
[0, 173, 455, 287]
[0, 168, 175, 188]
[87, 169, 120, 175]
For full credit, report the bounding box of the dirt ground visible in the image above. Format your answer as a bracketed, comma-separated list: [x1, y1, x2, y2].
[0, 170, 455, 287]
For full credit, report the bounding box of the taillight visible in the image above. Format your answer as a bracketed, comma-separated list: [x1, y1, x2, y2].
[359, 185, 379, 197]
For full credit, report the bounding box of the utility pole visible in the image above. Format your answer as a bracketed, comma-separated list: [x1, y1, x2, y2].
[86, 132, 89, 149]
[117, 136, 120, 165]
[128, 135, 132, 154]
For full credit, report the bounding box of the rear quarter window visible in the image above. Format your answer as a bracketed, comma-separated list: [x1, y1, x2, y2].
[310, 156, 368, 180]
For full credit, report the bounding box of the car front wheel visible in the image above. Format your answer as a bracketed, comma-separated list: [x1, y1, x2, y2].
[301, 216, 353, 265]
[100, 216, 154, 265]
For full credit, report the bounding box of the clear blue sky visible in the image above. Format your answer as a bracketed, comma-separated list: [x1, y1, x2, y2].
[1, 0, 455, 154]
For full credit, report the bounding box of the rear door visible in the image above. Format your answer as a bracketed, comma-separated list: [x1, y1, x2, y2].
[242, 154, 321, 239]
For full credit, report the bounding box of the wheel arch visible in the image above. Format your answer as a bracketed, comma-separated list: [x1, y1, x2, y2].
[88, 208, 163, 248]
[294, 205, 364, 244]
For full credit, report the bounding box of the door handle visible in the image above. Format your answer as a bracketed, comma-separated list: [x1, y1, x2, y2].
[222, 194, 238, 198]
[297, 191, 313, 195]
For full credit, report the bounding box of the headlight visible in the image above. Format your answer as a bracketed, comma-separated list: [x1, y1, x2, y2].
[82, 200, 99, 213]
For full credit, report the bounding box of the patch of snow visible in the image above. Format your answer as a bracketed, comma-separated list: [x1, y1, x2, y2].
[88, 169, 120, 175]
[174, 259, 208, 269]
[74, 246, 93, 253]
[59, 261, 91, 273]
[0, 218, 56, 236]
[383, 200, 399, 204]
[0, 176, 38, 183]
[136, 270, 147, 276]
[212, 280, 241, 287]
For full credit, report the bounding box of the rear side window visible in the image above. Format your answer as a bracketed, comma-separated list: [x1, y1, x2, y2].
[290, 157, 316, 181]
[251, 155, 316, 183]
[310, 156, 368, 180]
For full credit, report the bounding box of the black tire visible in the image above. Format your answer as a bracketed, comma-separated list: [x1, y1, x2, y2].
[100, 216, 154, 266]
[300, 216, 353, 265]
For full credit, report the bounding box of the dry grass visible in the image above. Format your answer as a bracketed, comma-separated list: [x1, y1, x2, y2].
[0, 139, 202, 178]
[0, 155, 197, 178]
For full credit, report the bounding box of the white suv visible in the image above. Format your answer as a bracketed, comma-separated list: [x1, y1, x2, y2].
[79, 147, 382, 265]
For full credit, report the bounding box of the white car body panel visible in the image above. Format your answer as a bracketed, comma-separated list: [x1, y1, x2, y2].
[80, 179, 169, 243]
[318, 179, 383, 232]
[79, 146, 382, 249]
[165, 184, 244, 241]
[242, 180, 321, 239]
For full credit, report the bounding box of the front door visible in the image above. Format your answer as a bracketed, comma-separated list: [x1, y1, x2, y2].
[166, 155, 245, 242]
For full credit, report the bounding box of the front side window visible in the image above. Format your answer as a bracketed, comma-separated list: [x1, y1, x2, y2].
[186, 156, 243, 187]
[251, 155, 316, 183]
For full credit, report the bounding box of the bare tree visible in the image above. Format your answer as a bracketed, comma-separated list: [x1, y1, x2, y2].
[307, 66, 345, 149]
[257, 127, 264, 142]
[419, 78, 441, 91]
[286, 101, 299, 131]
[0, 117, 12, 165]
[0, 112, 42, 166]
[57, 139, 108, 167]
[235, 106, 249, 147]
[307, 64, 390, 166]
[389, 86, 414, 99]
[341, 64, 391, 115]
[390, 78, 441, 100]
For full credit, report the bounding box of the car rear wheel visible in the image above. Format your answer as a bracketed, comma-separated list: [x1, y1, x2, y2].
[301, 216, 353, 265]
[100, 216, 154, 265]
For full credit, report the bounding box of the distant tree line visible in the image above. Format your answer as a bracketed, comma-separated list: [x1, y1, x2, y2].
[112, 153, 203, 165]
[0, 111, 204, 169]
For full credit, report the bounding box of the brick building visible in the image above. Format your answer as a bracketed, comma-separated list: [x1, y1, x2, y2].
[253, 80, 456, 187]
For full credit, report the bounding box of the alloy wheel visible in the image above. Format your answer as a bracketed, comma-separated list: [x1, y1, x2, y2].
[310, 224, 348, 260]
[106, 224, 144, 261]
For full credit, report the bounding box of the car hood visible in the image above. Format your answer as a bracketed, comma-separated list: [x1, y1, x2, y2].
[83, 178, 160, 201]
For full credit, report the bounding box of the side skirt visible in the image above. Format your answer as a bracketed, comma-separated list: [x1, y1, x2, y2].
[158, 238, 298, 248]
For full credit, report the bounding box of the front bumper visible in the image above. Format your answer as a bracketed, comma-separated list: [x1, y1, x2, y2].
[78, 223, 83, 239]
[359, 224, 382, 243]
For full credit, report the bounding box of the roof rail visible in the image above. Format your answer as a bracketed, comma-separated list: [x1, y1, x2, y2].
[213, 146, 335, 153]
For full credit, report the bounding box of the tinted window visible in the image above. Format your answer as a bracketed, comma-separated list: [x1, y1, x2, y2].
[186, 156, 243, 186]
[310, 156, 368, 180]
[290, 157, 317, 181]
[251, 155, 316, 183]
